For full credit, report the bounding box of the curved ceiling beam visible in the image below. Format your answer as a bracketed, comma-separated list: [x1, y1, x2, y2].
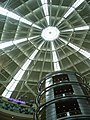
[0, 6, 41, 29]
[2, 41, 44, 98]
[0, 36, 39, 49]
[57, 0, 85, 26]
[60, 38, 90, 59]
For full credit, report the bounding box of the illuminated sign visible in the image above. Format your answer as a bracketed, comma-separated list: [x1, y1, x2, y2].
[8, 98, 26, 104]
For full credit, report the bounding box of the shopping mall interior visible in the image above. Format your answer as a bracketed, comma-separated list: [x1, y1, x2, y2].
[0, 0, 90, 119]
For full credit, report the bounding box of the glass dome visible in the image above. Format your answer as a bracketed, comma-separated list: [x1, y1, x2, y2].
[0, 0, 90, 101]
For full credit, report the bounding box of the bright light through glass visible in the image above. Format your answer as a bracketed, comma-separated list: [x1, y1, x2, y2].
[41, 26, 60, 41]
[0, 6, 8, 16]
[72, 0, 85, 8]
[0, 38, 27, 49]
[69, 43, 90, 59]
[61, 26, 89, 33]
[45, 16, 49, 25]
[60, 38, 90, 59]
[74, 26, 89, 31]
[0, 7, 41, 29]
[79, 49, 90, 58]
[43, 4, 49, 16]
[0, 36, 40, 49]
[64, 7, 74, 19]
[51, 42, 61, 71]
[57, 0, 85, 26]
[61, 29, 74, 32]
[8, 11, 20, 21]
[2, 42, 44, 98]
[41, 0, 49, 25]
[41, 0, 47, 4]
[68, 43, 80, 51]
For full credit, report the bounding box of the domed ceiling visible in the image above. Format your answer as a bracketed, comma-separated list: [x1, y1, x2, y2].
[0, 0, 90, 101]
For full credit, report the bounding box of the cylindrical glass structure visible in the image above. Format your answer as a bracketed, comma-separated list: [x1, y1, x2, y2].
[36, 71, 90, 120]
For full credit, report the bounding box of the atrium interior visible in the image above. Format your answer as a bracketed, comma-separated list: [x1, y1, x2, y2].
[0, 0, 90, 120]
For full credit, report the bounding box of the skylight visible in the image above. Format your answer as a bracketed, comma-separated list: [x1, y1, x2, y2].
[79, 49, 90, 59]
[0, 7, 41, 29]
[74, 26, 89, 31]
[0, 41, 13, 49]
[61, 29, 74, 32]
[41, 0, 47, 4]
[20, 18, 32, 25]
[60, 38, 68, 44]
[41, 0, 49, 25]
[68, 43, 80, 51]
[28, 35, 40, 41]
[72, 0, 85, 9]
[0, 36, 40, 49]
[57, 0, 85, 26]
[51, 42, 61, 71]
[60, 38, 90, 59]
[42, 4, 49, 15]
[64, 7, 74, 19]
[0, 38, 27, 49]
[2, 42, 44, 98]
[69, 43, 90, 59]
[61, 25, 89, 32]
[45, 16, 49, 25]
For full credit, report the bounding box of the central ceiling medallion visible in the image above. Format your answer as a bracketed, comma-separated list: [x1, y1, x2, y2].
[41, 26, 60, 41]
